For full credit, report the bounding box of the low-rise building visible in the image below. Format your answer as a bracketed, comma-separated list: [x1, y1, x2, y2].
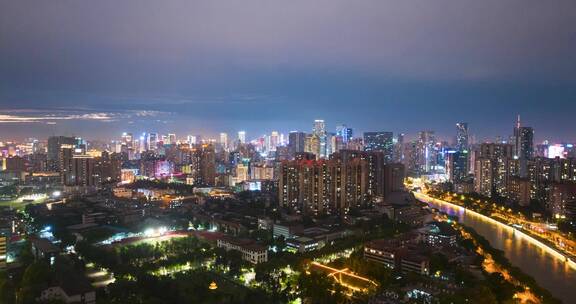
[217, 236, 268, 264]
[272, 223, 303, 239]
[419, 222, 458, 247]
[40, 270, 95, 304]
[31, 238, 60, 264]
[364, 240, 430, 275]
[286, 236, 319, 253]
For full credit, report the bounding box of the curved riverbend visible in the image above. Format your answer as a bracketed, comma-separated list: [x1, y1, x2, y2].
[415, 192, 576, 303]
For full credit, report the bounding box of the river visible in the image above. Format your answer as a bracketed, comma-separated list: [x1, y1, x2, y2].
[416, 193, 576, 303]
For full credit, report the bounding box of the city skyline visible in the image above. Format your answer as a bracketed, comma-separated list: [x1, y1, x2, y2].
[1, 1, 576, 141]
[2, 2, 576, 303]
[0, 114, 573, 145]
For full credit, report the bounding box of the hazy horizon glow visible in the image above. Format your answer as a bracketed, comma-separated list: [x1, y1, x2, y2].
[1, 0, 575, 141]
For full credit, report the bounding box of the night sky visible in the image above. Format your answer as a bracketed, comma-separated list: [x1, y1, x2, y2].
[1, 0, 575, 142]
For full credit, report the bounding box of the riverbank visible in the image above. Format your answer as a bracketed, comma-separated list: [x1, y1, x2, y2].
[414, 192, 576, 271]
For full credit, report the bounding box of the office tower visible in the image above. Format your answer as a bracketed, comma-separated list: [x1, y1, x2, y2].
[47, 136, 76, 171]
[456, 122, 469, 151]
[474, 143, 514, 197]
[238, 131, 246, 144]
[514, 116, 534, 159]
[417, 131, 436, 173]
[138, 133, 147, 153]
[336, 124, 353, 143]
[513, 116, 534, 177]
[187, 135, 198, 145]
[168, 133, 176, 145]
[313, 119, 326, 136]
[446, 150, 469, 183]
[219, 133, 228, 151]
[121, 132, 134, 149]
[312, 119, 328, 158]
[288, 131, 306, 154]
[148, 133, 158, 151]
[363, 132, 394, 163]
[394, 133, 405, 163]
[269, 131, 279, 152]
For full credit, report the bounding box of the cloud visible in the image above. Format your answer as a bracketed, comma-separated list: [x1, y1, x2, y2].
[0, 109, 166, 124]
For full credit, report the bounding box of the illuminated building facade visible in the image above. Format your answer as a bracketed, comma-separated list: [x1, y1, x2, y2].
[278, 150, 386, 215]
[363, 131, 394, 163]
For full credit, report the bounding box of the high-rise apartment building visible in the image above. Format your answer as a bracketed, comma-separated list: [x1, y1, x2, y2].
[473, 143, 515, 197]
[278, 150, 386, 215]
[47, 136, 76, 171]
[186, 144, 216, 186]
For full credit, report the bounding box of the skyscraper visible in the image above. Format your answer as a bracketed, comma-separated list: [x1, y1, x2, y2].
[238, 131, 246, 144]
[288, 131, 306, 154]
[148, 133, 158, 151]
[456, 122, 469, 151]
[121, 132, 134, 149]
[474, 143, 515, 197]
[188, 135, 198, 145]
[363, 132, 394, 163]
[418, 131, 436, 173]
[269, 131, 279, 152]
[446, 150, 469, 183]
[394, 133, 405, 163]
[278, 150, 385, 215]
[312, 120, 328, 158]
[219, 133, 228, 151]
[313, 119, 326, 136]
[514, 116, 534, 177]
[168, 133, 176, 145]
[336, 124, 353, 143]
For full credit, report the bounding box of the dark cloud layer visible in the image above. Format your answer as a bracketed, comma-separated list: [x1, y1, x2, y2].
[1, 0, 575, 141]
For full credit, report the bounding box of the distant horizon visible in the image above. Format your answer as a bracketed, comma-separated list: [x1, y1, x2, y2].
[0, 113, 569, 145]
[2, 0, 575, 143]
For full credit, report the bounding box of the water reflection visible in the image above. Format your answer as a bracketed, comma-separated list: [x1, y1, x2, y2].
[424, 198, 576, 302]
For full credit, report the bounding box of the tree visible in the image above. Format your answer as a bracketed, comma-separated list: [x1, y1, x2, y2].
[18, 261, 51, 304]
[0, 271, 16, 304]
[298, 272, 342, 304]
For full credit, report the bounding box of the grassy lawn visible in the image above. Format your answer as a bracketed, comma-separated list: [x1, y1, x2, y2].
[0, 196, 48, 210]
